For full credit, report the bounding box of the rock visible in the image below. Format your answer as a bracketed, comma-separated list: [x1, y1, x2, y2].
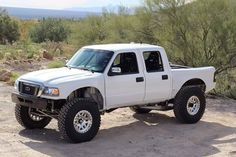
[13, 60, 19, 64]
[43, 50, 53, 60]
[4, 61, 11, 65]
[0, 69, 12, 82]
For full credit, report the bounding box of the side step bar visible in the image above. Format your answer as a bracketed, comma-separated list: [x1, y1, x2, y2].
[141, 103, 174, 111]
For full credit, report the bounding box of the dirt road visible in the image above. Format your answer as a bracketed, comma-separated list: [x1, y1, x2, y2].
[0, 82, 235, 157]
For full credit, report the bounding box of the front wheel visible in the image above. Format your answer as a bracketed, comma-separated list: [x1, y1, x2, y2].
[174, 86, 206, 124]
[58, 98, 101, 143]
[15, 105, 52, 129]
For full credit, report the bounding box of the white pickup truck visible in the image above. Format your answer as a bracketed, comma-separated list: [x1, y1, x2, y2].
[12, 44, 216, 143]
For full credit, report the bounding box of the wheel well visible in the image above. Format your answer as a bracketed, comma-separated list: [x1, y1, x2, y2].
[182, 79, 206, 91]
[67, 87, 104, 110]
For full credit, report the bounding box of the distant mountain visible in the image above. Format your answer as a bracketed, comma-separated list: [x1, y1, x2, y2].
[65, 7, 104, 13]
[66, 5, 136, 14]
[1, 7, 101, 19]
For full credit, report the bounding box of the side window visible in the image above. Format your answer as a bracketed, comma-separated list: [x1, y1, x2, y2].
[110, 52, 139, 75]
[143, 51, 164, 72]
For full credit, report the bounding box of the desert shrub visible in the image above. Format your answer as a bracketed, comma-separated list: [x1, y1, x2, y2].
[9, 72, 20, 85]
[135, 0, 236, 99]
[30, 18, 71, 43]
[47, 60, 64, 68]
[227, 88, 236, 99]
[214, 69, 236, 99]
[19, 20, 38, 42]
[0, 42, 42, 61]
[0, 9, 20, 44]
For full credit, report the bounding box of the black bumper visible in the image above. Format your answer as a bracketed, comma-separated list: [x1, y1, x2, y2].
[11, 92, 48, 110]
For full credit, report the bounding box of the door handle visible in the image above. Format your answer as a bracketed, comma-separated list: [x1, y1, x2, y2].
[162, 75, 168, 80]
[136, 77, 144, 82]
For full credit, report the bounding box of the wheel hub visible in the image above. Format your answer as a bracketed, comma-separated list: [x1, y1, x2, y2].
[187, 96, 200, 115]
[28, 108, 44, 121]
[73, 110, 93, 134]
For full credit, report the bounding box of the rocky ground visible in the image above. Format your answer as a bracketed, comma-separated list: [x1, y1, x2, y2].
[0, 57, 63, 85]
[0, 82, 235, 157]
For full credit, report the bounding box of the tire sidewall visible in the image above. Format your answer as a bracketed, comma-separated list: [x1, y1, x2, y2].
[174, 87, 206, 123]
[15, 105, 51, 129]
[59, 99, 100, 143]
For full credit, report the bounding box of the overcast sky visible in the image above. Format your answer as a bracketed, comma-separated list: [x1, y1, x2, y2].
[0, 0, 142, 9]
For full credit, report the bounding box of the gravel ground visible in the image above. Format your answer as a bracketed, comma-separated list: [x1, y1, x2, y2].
[0, 82, 235, 157]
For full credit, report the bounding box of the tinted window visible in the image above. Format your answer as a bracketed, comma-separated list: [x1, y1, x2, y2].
[111, 52, 139, 75]
[143, 51, 164, 72]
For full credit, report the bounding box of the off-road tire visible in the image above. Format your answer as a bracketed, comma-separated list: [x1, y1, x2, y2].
[15, 105, 51, 129]
[174, 86, 206, 124]
[130, 106, 151, 114]
[58, 98, 101, 143]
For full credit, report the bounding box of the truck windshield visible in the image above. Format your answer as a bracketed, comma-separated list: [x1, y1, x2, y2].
[67, 48, 114, 73]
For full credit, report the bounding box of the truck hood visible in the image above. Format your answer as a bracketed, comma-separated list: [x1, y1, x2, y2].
[19, 67, 94, 85]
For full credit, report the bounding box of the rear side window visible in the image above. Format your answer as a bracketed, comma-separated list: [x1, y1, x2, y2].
[143, 51, 164, 72]
[111, 52, 139, 75]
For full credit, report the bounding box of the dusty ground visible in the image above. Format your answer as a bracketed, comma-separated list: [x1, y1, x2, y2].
[0, 82, 236, 157]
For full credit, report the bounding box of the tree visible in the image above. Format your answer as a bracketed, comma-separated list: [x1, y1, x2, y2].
[75, 6, 135, 45]
[136, 0, 236, 98]
[133, 7, 157, 44]
[30, 18, 70, 43]
[142, 0, 236, 74]
[78, 16, 107, 44]
[0, 9, 20, 44]
[102, 6, 136, 43]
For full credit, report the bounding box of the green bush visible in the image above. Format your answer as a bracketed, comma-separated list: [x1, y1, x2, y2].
[30, 18, 70, 43]
[227, 88, 236, 99]
[0, 42, 42, 61]
[9, 72, 20, 85]
[0, 9, 20, 44]
[47, 60, 65, 68]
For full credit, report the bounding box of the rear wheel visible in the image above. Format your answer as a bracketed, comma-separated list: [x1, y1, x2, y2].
[58, 98, 101, 143]
[174, 86, 206, 124]
[130, 106, 151, 114]
[15, 105, 51, 129]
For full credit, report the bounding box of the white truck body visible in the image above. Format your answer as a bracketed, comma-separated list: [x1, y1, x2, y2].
[16, 44, 216, 110]
[12, 43, 216, 143]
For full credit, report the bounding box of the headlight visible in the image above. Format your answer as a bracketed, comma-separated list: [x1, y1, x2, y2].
[43, 87, 60, 96]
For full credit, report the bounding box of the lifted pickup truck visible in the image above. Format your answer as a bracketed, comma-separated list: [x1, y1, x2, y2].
[12, 44, 216, 143]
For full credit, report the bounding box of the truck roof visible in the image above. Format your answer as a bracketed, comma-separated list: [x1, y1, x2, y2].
[83, 43, 162, 51]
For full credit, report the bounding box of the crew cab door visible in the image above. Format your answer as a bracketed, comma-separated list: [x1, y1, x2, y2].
[105, 51, 145, 108]
[142, 50, 171, 102]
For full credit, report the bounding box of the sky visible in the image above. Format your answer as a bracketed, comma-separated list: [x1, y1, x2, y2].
[0, 0, 142, 9]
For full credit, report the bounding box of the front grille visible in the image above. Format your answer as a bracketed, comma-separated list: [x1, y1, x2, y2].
[19, 82, 40, 96]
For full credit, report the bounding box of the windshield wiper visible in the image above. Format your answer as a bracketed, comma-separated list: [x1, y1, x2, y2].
[78, 67, 95, 73]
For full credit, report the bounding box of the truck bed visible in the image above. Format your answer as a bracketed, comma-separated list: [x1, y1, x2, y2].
[170, 66, 215, 98]
[170, 64, 190, 69]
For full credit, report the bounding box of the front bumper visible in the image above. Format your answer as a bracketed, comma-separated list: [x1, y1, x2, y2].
[11, 92, 48, 110]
